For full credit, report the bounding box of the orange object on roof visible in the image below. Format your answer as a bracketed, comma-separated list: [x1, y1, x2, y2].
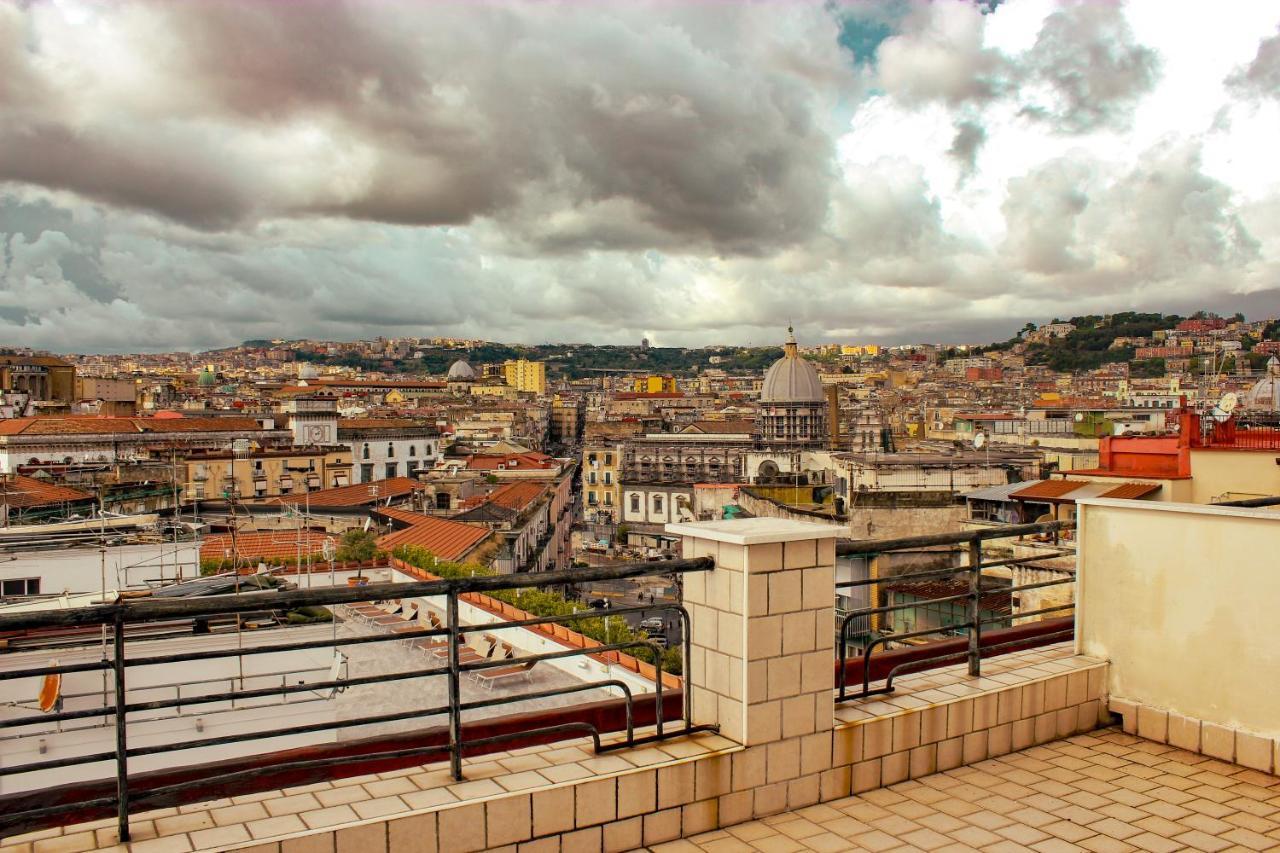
[1009, 480, 1086, 500]
[377, 516, 491, 561]
[1099, 482, 1162, 500]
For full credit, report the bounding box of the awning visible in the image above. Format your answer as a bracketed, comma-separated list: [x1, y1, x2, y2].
[1010, 479, 1161, 503]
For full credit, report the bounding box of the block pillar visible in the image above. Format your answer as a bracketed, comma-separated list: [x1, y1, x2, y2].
[667, 518, 842, 815]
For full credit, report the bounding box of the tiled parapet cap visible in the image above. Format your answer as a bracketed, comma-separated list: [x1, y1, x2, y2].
[665, 518, 845, 545]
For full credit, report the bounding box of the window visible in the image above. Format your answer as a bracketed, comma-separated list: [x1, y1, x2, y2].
[409, 445, 416, 457]
[2, 578, 40, 597]
[360, 463, 374, 482]
[387, 443, 395, 458]
[630, 494, 640, 513]
[604, 453, 613, 465]
[588, 491, 598, 506]
[362, 444, 370, 460]
[604, 493, 613, 507]
[588, 452, 598, 463]
[603, 472, 612, 485]
[588, 472, 597, 485]
[386, 462, 398, 479]
[653, 495, 664, 513]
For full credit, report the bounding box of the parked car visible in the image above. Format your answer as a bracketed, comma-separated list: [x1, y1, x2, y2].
[640, 617, 665, 633]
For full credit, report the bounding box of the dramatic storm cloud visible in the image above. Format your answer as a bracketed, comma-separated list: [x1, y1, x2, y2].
[2, 0, 1279, 352]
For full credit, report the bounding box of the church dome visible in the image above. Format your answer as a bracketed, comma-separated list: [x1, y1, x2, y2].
[759, 328, 825, 404]
[447, 359, 477, 380]
[1245, 358, 1280, 411]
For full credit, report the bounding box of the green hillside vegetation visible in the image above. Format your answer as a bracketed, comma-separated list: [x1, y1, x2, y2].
[1023, 313, 1184, 372]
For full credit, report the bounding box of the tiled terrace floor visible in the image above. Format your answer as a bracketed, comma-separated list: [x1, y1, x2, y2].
[654, 727, 1280, 853]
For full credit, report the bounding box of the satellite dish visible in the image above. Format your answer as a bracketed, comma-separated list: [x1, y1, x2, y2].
[1211, 392, 1239, 423]
[1074, 412, 1085, 423]
[972, 433, 987, 450]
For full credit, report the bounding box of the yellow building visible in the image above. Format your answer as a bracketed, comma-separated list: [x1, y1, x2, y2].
[582, 444, 623, 522]
[840, 344, 882, 357]
[184, 447, 353, 501]
[470, 383, 519, 400]
[632, 375, 677, 394]
[502, 359, 547, 394]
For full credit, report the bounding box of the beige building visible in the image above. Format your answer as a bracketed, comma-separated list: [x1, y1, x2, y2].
[184, 447, 353, 501]
[502, 359, 547, 395]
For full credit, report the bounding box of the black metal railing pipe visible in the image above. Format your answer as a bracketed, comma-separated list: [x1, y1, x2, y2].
[0, 556, 716, 842]
[836, 519, 1074, 556]
[836, 520, 1076, 702]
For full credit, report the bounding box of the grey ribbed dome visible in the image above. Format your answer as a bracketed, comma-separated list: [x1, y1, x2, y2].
[447, 359, 476, 380]
[759, 329, 824, 403]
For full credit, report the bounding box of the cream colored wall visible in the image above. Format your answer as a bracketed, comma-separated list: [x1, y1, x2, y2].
[1188, 449, 1280, 504]
[1077, 498, 1280, 737]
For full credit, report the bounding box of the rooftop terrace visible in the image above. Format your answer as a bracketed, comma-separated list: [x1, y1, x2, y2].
[0, 505, 1276, 852]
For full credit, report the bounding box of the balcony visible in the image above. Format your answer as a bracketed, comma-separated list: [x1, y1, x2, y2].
[1, 506, 1277, 852]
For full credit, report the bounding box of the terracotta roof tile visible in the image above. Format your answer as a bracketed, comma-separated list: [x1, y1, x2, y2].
[463, 452, 556, 471]
[0, 475, 93, 508]
[200, 530, 336, 563]
[273, 476, 423, 508]
[483, 481, 547, 512]
[377, 516, 491, 561]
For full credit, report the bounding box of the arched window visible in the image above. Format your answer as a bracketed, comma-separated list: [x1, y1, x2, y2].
[387, 443, 395, 457]
[409, 446, 416, 457]
[362, 444, 370, 460]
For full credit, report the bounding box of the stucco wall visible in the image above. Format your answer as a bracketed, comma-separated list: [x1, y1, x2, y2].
[1187, 449, 1280, 504]
[1077, 498, 1280, 737]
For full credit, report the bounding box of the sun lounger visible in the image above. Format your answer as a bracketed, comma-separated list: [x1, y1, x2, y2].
[470, 660, 537, 690]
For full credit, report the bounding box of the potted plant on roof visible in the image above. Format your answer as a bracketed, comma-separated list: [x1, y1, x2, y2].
[336, 530, 377, 587]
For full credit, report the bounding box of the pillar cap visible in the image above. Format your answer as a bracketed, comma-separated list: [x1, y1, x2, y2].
[665, 518, 844, 545]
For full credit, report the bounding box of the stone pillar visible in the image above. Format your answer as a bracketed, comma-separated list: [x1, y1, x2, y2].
[667, 518, 842, 818]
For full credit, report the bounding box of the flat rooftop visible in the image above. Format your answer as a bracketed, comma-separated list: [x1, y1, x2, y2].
[658, 726, 1280, 853]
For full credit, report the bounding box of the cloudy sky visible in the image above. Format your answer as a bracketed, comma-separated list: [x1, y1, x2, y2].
[2, 0, 1279, 353]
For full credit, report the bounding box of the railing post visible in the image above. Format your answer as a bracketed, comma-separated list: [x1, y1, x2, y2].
[967, 538, 982, 678]
[113, 612, 131, 843]
[446, 589, 464, 782]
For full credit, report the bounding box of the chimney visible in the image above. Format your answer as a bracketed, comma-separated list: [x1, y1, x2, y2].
[826, 385, 841, 450]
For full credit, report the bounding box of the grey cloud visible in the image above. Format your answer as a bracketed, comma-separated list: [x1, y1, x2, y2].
[1021, 3, 1161, 133]
[0, 1, 852, 254]
[1000, 159, 1093, 275]
[875, 1, 1010, 106]
[873, 2, 1159, 134]
[948, 119, 986, 179]
[1228, 29, 1280, 98]
[1001, 145, 1261, 295]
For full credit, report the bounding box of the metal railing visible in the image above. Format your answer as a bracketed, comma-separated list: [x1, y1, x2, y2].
[835, 520, 1076, 702]
[0, 558, 715, 841]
